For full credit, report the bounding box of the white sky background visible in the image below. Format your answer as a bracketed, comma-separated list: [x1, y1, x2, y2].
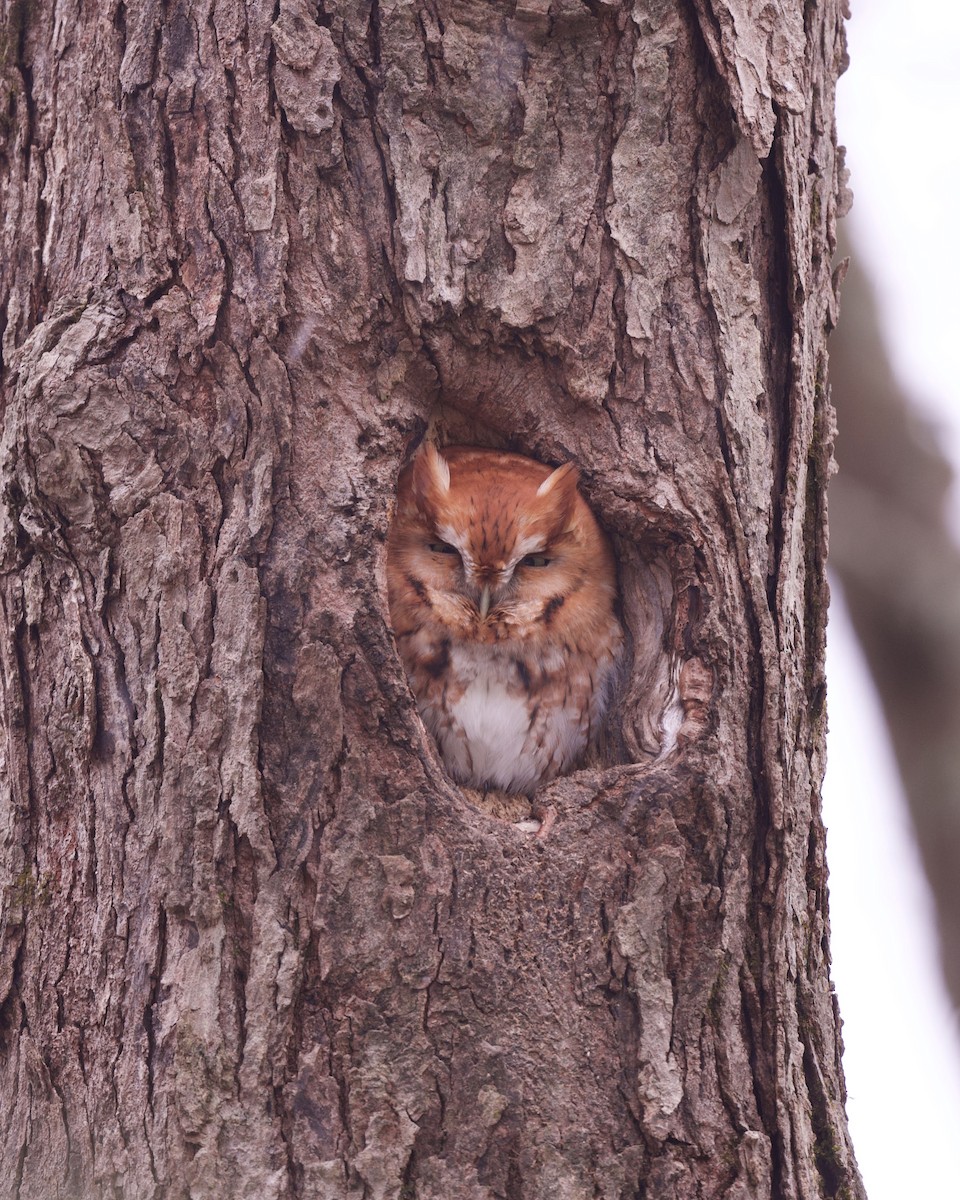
[825, 3, 960, 1197]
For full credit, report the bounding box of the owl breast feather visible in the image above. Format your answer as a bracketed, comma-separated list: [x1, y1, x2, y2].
[417, 642, 595, 795]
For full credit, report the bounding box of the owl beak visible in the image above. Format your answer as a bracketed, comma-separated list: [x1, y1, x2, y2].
[479, 585, 492, 619]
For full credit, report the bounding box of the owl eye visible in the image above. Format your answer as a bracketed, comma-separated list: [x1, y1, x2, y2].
[519, 554, 552, 568]
[427, 541, 460, 557]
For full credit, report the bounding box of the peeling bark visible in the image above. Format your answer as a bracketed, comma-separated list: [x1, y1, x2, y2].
[0, 1, 861, 1197]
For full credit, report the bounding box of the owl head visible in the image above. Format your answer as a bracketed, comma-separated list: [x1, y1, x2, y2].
[387, 443, 617, 641]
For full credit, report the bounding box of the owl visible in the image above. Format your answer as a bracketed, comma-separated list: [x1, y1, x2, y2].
[386, 443, 624, 796]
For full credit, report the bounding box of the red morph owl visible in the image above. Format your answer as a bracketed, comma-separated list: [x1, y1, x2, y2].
[386, 444, 624, 795]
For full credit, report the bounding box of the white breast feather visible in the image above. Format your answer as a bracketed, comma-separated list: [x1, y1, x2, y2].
[451, 676, 534, 791]
[428, 645, 587, 794]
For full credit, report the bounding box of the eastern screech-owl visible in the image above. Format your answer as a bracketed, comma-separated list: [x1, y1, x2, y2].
[386, 443, 624, 795]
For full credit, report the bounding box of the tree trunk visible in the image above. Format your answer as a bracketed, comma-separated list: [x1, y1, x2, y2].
[0, 1, 861, 1197]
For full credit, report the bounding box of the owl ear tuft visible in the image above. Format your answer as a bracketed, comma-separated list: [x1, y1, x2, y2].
[411, 442, 451, 515]
[534, 461, 580, 539]
[536, 461, 578, 500]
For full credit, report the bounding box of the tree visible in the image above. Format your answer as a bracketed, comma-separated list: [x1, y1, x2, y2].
[0, 1, 861, 1197]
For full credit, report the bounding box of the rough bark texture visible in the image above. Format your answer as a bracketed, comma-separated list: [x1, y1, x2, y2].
[0, 1, 861, 1198]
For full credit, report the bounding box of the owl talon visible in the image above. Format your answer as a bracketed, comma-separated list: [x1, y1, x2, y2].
[534, 804, 558, 839]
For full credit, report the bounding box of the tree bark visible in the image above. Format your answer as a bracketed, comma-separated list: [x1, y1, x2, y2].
[0, 1, 861, 1198]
